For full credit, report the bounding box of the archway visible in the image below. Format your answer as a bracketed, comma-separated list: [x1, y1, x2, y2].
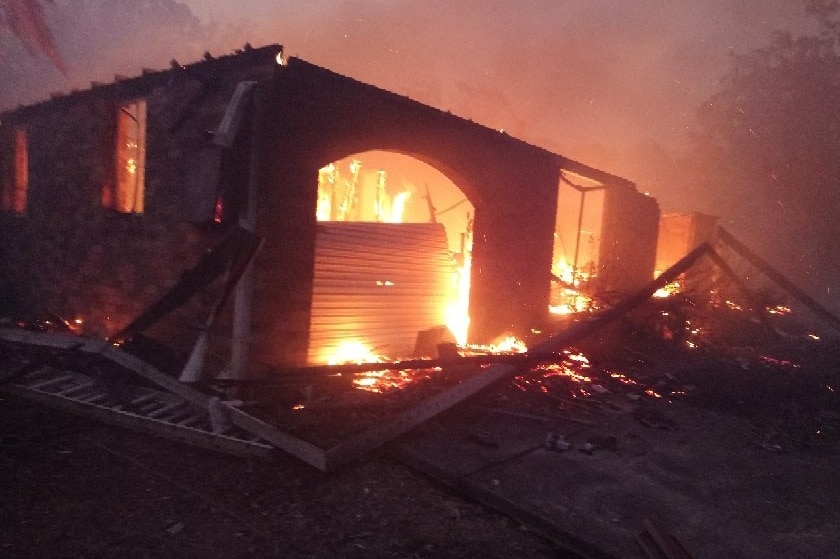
[308, 150, 475, 363]
[254, 57, 561, 367]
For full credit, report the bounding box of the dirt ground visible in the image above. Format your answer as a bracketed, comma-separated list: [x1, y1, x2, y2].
[2, 298, 839, 558]
[0, 391, 568, 559]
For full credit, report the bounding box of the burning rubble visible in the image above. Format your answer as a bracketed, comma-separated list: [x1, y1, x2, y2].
[5, 245, 837, 454]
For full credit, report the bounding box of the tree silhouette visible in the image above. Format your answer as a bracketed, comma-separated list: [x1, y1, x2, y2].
[0, 0, 213, 110]
[684, 0, 840, 308]
[0, 0, 66, 74]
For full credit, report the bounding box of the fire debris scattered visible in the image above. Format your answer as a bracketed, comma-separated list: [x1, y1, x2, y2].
[3, 228, 840, 558]
[3, 228, 840, 464]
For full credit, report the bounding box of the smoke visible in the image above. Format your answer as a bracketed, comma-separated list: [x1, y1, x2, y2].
[0, 0, 67, 75]
[2, 0, 809, 170]
[2, 0, 834, 309]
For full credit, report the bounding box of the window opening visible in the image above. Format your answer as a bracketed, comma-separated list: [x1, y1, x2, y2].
[109, 99, 146, 213]
[1, 127, 28, 213]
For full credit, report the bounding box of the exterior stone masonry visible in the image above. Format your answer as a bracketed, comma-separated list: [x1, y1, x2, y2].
[0, 46, 281, 366]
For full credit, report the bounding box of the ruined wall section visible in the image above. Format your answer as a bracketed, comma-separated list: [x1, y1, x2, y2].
[596, 185, 660, 297]
[0, 47, 280, 366]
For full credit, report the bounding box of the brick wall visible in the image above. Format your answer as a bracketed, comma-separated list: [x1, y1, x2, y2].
[0, 46, 281, 369]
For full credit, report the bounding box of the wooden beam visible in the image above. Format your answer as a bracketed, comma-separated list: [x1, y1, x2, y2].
[717, 227, 840, 333]
[222, 402, 328, 471]
[0, 329, 331, 470]
[5, 383, 273, 459]
[559, 157, 636, 190]
[206, 351, 568, 385]
[0, 329, 210, 408]
[703, 246, 778, 335]
[111, 226, 262, 343]
[179, 233, 264, 382]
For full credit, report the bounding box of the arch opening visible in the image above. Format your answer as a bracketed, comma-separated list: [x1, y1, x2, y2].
[308, 150, 475, 365]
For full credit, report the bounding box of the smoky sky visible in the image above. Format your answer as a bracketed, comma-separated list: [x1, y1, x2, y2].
[184, 0, 812, 186]
[2, 0, 811, 209]
[3, 0, 839, 311]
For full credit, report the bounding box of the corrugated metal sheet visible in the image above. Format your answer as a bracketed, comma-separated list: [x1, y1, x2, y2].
[308, 222, 453, 364]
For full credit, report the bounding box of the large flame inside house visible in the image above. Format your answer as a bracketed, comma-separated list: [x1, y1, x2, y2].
[310, 152, 474, 363]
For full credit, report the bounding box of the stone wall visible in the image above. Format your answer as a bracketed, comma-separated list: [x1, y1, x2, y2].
[597, 185, 661, 296]
[0, 46, 281, 367]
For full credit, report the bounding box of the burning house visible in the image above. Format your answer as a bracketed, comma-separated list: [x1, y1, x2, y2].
[0, 43, 659, 378]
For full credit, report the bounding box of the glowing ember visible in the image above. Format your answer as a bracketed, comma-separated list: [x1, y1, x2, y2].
[758, 355, 801, 369]
[327, 340, 383, 366]
[468, 335, 528, 354]
[767, 304, 791, 315]
[724, 299, 743, 311]
[610, 371, 639, 386]
[352, 368, 436, 393]
[566, 351, 590, 365]
[512, 349, 594, 395]
[536, 361, 592, 384]
[323, 340, 441, 393]
[652, 270, 682, 298]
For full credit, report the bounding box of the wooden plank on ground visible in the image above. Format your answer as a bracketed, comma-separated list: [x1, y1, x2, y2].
[5, 383, 273, 459]
[0, 328, 330, 470]
[0, 329, 209, 408]
[223, 402, 328, 471]
[717, 227, 840, 333]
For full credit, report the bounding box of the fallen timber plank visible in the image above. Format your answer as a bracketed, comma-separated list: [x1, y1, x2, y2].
[4, 382, 273, 459]
[0, 328, 331, 470]
[0, 329, 209, 408]
[111, 226, 262, 342]
[703, 246, 780, 335]
[398, 444, 619, 559]
[180, 231, 264, 383]
[717, 227, 840, 333]
[221, 402, 328, 471]
[322, 244, 711, 471]
[205, 351, 568, 385]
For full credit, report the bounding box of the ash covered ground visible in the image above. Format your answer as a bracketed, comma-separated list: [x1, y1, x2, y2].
[2, 297, 840, 558]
